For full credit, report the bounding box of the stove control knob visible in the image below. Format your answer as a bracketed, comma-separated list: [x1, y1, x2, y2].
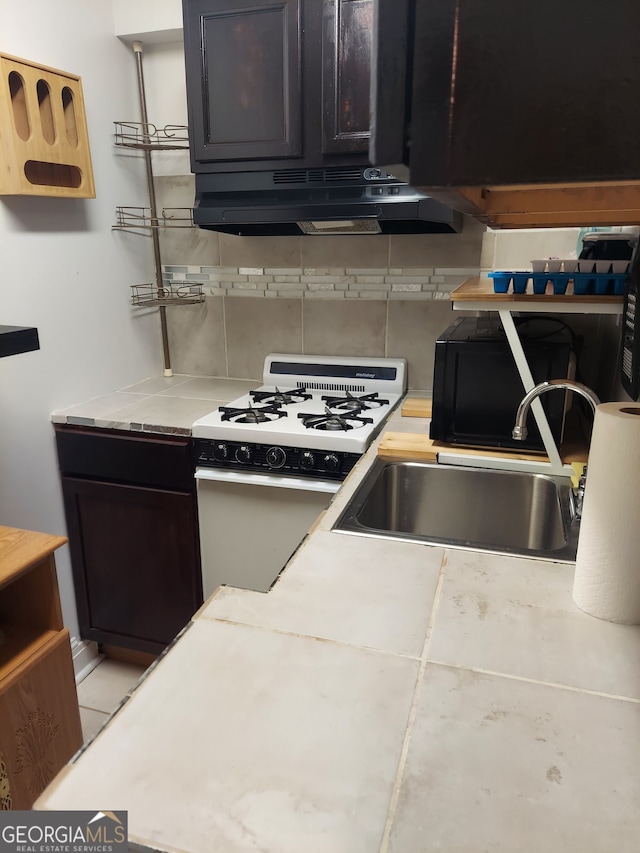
[213, 442, 229, 462]
[266, 446, 286, 468]
[300, 451, 316, 471]
[323, 453, 341, 473]
[235, 445, 253, 464]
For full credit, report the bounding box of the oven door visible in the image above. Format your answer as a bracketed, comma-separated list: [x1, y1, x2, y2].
[195, 468, 340, 600]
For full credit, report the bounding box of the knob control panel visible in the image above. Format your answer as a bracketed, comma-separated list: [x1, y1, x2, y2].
[235, 444, 253, 464]
[194, 439, 359, 480]
[323, 453, 340, 473]
[299, 451, 316, 471]
[213, 442, 229, 462]
[266, 446, 286, 468]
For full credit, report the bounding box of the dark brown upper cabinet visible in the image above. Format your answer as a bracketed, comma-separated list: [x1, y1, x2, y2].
[369, 0, 640, 229]
[183, 0, 374, 172]
[183, 0, 303, 164]
[322, 0, 372, 155]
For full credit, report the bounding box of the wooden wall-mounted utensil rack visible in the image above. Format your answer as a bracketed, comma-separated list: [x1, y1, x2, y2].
[0, 52, 94, 198]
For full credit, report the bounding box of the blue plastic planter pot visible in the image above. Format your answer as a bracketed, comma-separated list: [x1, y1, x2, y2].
[551, 274, 569, 295]
[532, 274, 548, 294]
[613, 274, 627, 296]
[512, 273, 530, 294]
[572, 273, 591, 295]
[488, 272, 513, 293]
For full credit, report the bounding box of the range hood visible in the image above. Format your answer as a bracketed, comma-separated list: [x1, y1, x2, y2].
[191, 167, 463, 236]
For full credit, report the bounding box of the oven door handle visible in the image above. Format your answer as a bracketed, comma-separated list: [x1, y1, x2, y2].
[195, 467, 341, 494]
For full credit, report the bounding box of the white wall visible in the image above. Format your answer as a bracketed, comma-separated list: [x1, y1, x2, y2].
[113, 0, 188, 175]
[0, 1, 163, 636]
[142, 41, 191, 177]
[113, 0, 183, 44]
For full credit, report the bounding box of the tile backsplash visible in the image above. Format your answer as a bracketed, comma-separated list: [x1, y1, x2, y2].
[166, 296, 459, 389]
[163, 264, 479, 300]
[156, 176, 485, 301]
[157, 175, 485, 388]
[155, 176, 619, 393]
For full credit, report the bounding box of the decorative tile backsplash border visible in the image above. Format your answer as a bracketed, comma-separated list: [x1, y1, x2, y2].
[162, 265, 480, 300]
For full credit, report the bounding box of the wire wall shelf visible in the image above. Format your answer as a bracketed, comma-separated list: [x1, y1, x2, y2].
[131, 283, 205, 308]
[113, 206, 194, 230]
[114, 121, 189, 150]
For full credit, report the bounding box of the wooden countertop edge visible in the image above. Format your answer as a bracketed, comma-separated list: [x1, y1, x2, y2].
[400, 398, 432, 418]
[0, 526, 67, 589]
[378, 431, 588, 465]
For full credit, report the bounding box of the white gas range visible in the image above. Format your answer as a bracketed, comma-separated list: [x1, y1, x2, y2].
[192, 353, 407, 479]
[193, 353, 407, 598]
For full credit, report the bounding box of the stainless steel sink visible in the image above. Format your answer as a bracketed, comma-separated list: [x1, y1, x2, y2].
[333, 459, 578, 562]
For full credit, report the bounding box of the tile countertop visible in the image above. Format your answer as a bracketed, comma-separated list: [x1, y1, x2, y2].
[51, 374, 261, 435]
[36, 406, 640, 852]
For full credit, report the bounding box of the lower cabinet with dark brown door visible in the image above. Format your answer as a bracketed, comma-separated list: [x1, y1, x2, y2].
[55, 425, 203, 656]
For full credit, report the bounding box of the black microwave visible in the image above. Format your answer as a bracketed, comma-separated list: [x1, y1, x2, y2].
[430, 316, 575, 451]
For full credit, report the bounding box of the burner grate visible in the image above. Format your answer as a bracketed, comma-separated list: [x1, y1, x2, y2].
[297, 405, 373, 432]
[251, 387, 312, 406]
[322, 391, 389, 412]
[220, 403, 286, 424]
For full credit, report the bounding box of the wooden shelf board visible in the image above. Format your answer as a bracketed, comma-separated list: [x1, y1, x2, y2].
[383, 405, 589, 467]
[426, 185, 640, 229]
[378, 431, 587, 466]
[0, 625, 58, 682]
[450, 278, 623, 315]
[0, 526, 67, 590]
[450, 277, 623, 306]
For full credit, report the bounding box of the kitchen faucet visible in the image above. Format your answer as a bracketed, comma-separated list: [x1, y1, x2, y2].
[512, 379, 601, 518]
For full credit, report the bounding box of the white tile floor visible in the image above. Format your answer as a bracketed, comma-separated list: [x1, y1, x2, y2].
[77, 659, 148, 743]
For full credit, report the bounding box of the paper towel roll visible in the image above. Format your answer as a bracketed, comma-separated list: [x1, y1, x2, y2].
[573, 402, 640, 623]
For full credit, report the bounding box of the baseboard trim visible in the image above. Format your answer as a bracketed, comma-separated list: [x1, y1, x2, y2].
[70, 637, 103, 684]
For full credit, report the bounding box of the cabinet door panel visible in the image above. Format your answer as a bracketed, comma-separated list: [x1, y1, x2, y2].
[322, 0, 372, 154]
[395, 0, 640, 188]
[62, 478, 201, 652]
[0, 630, 82, 809]
[185, 0, 302, 163]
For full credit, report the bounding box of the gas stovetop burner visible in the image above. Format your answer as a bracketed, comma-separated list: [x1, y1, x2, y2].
[322, 391, 390, 413]
[250, 386, 312, 406]
[220, 403, 287, 424]
[297, 405, 374, 432]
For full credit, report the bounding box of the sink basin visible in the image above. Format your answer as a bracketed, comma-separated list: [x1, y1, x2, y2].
[334, 459, 578, 562]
